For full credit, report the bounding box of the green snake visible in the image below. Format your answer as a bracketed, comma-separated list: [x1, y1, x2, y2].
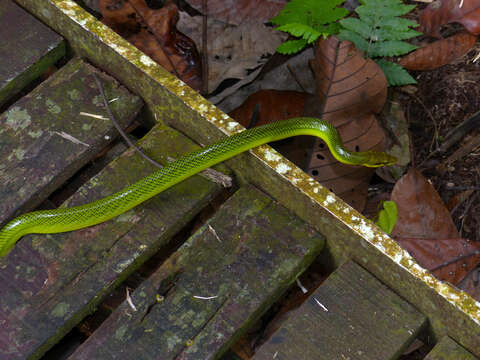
[0, 117, 396, 256]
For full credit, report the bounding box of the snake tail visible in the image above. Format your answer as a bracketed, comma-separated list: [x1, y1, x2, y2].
[0, 117, 396, 256]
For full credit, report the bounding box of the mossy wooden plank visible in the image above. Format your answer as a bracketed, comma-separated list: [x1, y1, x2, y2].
[254, 260, 427, 360]
[0, 124, 224, 360]
[0, 57, 142, 225]
[0, 0, 65, 107]
[426, 337, 478, 360]
[67, 185, 325, 360]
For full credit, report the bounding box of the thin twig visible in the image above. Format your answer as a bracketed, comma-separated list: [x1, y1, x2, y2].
[406, 93, 440, 166]
[94, 73, 233, 188]
[93, 73, 163, 169]
[460, 192, 478, 237]
[429, 249, 480, 273]
[201, 0, 209, 95]
[286, 64, 307, 93]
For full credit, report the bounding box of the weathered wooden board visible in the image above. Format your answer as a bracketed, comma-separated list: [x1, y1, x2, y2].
[253, 260, 427, 360]
[0, 57, 142, 225]
[0, 123, 225, 360]
[67, 185, 325, 360]
[426, 336, 478, 360]
[0, 0, 65, 107]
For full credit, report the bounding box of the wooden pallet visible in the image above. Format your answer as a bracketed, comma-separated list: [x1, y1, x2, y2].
[1, 1, 480, 359]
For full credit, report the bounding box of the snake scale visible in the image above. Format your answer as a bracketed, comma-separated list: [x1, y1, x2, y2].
[0, 117, 396, 256]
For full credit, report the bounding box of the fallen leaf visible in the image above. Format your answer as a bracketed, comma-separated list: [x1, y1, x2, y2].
[229, 89, 310, 165]
[185, 0, 288, 25]
[177, 13, 286, 93]
[398, 238, 480, 285]
[419, 0, 480, 37]
[391, 168, 480, 285]
[214, 48, 316, 111]
[99, 0, 202, 90]
[458, 268, 480, 302]
[304, 36, 389, 211]
[391, 168, 458, 239]
[399, 31, 477, 70]
[229, 89, 307, 128]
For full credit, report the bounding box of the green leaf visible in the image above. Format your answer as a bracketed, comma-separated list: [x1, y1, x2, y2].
[357, 0, 415, 18]
[339, 0, 420, 60]
[338, 29, 369, 53]
[271, 0, 348, 28]
[276, 39, 309, 54]
[375, 17, 419, 32]
[376, 60, 417, 86]
[339, 18, 372, 39]
[373, 28, 422, 41]
[369, 40, 417, 57]
[276, 23, 323, 43]
[375, 200, 398, 235]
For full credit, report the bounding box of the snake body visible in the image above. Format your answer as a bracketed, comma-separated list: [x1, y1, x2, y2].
[0, 117, 396, 256]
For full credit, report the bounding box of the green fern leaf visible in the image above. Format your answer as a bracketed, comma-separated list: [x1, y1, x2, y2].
[276, 23, 324, 43]
[337, 29, 369, 52]
[369, 40, 417, 57]
[339, 18, 371, 39]
[374, 28, 422, 41]
[375, 17, 419, 31]
[276, 39, 309, 54]
[271, 0, 348, 29]
[338, 0, 420, 86]
[376, 60, 417, 86]
[356, 0, 415, 18]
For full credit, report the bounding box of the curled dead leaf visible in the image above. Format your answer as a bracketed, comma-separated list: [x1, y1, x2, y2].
[99, 0, 202, 90]
[399, 32, 478, 70]
[419, 0, 480, 37]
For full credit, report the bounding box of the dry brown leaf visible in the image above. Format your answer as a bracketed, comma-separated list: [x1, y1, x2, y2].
[185, 0, 287, 25]
[391, 168, 480, 285]
[458, 268, 480, 302]
[399, 31, 478, 70]
[304, 36, 388, 211]
[229, 90, 310, 165]
[398, 238, 480, 285]
[419, 0, 480, 37]
[229, 90, 307, 128]
[177, 13, 286, 93]
[99, 0, 202, 90]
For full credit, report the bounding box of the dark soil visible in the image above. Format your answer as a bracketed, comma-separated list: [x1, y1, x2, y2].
[399, 43, 480, 244]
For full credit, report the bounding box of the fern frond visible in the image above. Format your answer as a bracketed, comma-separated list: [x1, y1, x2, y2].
[339, 18, 371, 39]
[369, 41, 418, 57]
[276, 23, 324, 43]
[276, 39, 309, 54]
[337, 29, 369, 53]
[376, 60, 416, 86]
[374, 28, 422, 41]
[374, 17, 419, 31]
[356, 0, 415, 18]
[271, 0, 348, 29]
[338, 0, 420, 86]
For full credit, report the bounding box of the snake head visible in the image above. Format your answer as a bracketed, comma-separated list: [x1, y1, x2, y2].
[361, 151, 397, 167]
